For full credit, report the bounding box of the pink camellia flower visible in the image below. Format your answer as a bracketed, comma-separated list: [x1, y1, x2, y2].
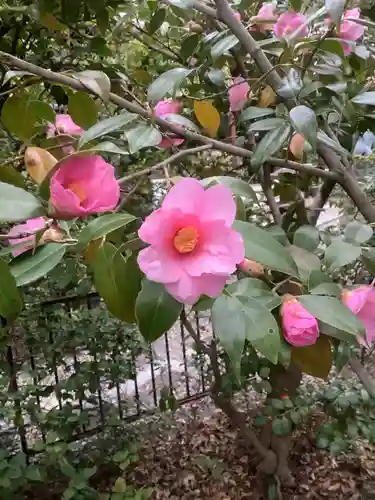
[47, 114, 83, 138]
[228, 77, 249, 112]
[154, 100, 184, 148]
[274, 11, 308, 38]
[137, 178, 245, 304]
[8, 217, 46, 257]
[337, 8, 365, 55]
[342, 286, 375, 345]
[251, 3, 278, 32]
[281, 295, 320, 347]
[49, 155, 120, 218]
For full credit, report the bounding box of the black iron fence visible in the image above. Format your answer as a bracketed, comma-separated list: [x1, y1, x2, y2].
[0, 293, 211, 459]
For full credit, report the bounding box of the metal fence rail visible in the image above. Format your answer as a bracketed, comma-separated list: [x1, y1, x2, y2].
[0, 293, 211, 459]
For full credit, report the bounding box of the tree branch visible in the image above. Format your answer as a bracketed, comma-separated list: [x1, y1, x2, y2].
[306, 179, 336, 226]
[260, 165, 282, 225]
[350, 355, 375, 398]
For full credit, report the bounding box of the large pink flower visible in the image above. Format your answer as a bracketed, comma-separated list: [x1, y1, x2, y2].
[50, 155, 120, 218]
[154, 100, 184, 148]
[47, 114, 83, 138]
[228, 77, 249, 112]
[274, 11, 308, 38]
[8, 217, 46, 257]
[137, 178, 245, 304]
[342, 286, 375, 345]
[251, 3, 278, 32]
[281, 295, 320, 347]
[337, 8, 364, 55]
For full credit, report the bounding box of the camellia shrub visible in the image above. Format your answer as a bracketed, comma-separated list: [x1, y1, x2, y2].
[2, 0, 375, 497]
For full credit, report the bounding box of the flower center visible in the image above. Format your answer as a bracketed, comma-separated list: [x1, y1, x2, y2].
[173, 226, 199, 254]
[68, 182, 87, 203]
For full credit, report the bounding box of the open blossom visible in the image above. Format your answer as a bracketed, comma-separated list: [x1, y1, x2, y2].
[47, 114, 83, 137]
[137, 178, 245, 304]
[154, 99, 184, 148]
[274, 11, 308, 38]
[337, 8, 365, 55]
[251, 3, 278, 32]
[342, 286, 375, 345]
[281, 295, 320, 347]
[49, 155, 120, 218]
[228, 77, 249, 112]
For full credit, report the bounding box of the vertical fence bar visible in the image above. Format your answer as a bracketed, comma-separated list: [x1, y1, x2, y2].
[164, 333, 174, 392]
[179, 312, 190, 398]
[131, 351, 141, 416]
[148, 346, 158, 408]
[29, 351, 46, 442]
[195, 311, 206, 392]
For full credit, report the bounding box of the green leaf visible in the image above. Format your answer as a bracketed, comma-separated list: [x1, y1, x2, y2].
[248, 117, 285, 132]
[344, 221, 373, 245]
[201, 176, 258, 204]
[211, 34, 238, 59]
[206, 69, 226, 86]
[290, 105, 317, 148]
[0, 182, 44, 222]
[352, 92, 375, 105]
[78, 112, 137, 147]
[226, 278, 281, 310]
[147, 68, 193, 102]
[125, 124, 162, 153]
[0, 259, 23, 320]
[310, 282, 341, 297]
[10, 244, 66, 287]
[361, 248, 375, 274]
[252, 323, 281, 364]
[320, 38, 345, 58]
[25, 465, 43, 482]
[75, 70, 111, 102]
[239, 107, 275, 122]
[251, 123, 291, 170]
[291, 335, 332, 379]
[78, 213, 136, 248]
[324, 240, 361, 270]
[325, 0, 345, 25]
[90, 242, 141, 323]
[135, 280, 182, 342]
[289, 245, 320, 283]
[0, 165, 26, 188]
[298, 295, 365, 336]
[149, 8, 166, 34]
[181, 34, 200, 59]
[293, 225, 320, 252]
[68, 92, 98, 129]
[272, 417, 292, 436]
[233, 221, 299, 278]
[82, 142, 130, 155]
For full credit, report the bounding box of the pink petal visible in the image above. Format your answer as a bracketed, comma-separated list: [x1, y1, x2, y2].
[154, 100, 182, 117]
[165, 273, 227, 304]
[158, 136, 185, 149]
[200, 184, 236, 227]
[228, 77, 249, 112]
[162, 178, 205, 215]
[138, 246, 182, 284]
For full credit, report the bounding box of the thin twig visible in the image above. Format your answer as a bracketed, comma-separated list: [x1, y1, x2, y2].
[350, 355, 375, 398]
[115, 178, 144, 212]
[260, 165, 282, 225]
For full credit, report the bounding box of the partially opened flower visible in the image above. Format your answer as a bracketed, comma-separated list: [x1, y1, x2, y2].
[342, 286, 375, 344]
[50, 155, 120, 218]
[281, 295, 320, 347]
[137, 178, 245, 304]
[154, 99, 184, 148]
[274, 11, 308, 38]
[228, 77, 249, 112]
[289, 133, 305, 160]
[251, 3, 278, 32]
[47, 114, 83, 138]
[337, 8, 364, 55]
[8, 217, 46, 257]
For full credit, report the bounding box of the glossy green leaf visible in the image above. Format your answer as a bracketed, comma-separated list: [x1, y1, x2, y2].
[78, 112, 137, 147]
[180, 34, 200, 59]
[252, 323, 281, 364]
[361, 248, 375, 274]
[234, 221, 299, 278]
[125, 124, 162, 153]
[201, 176, 258, 204]
[82, 142, 130, 155]
[0, 165, 26, 188]
[293, 225, 320, 252]
[290, 105, 317, 148]
[135, 280, 182, 342]
[78, 213, 136, 248]
[248, 117, 285, 132]
[344, 221, 373, 245]
[68, 92, 98, 129]
[310, 282, 341, 297]
[206, 69, 225, 86]
[10, 244, 66, 287]
[298, 295, 365, 336]
[147, 68, 193, 102]
[75, 70, 111, 102]
[0, 182, 44, 222]
[324, 240, 361, 270]
[0, 259, 23, 320]
[352, 92, 375, 105]
[239, 107, 275, 122]
[211, 34, 238, 59]
[272, 416, 292, 436]
[149, 8, 166, 34]
[226, 278, 282, 310]
[289, 245, 320, 283]
[251, 123, 291, 170]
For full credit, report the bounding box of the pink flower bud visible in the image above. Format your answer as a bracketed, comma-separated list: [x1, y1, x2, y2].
[153, 100, 185, 149]
[274, 11, 308, 38]
[47, 114, 83, 137]
[281, 295, 320, 347]
[337, 8, 364, 55]
[251, 3, 278, 32]
[342, 286, 375, 345]
[233, 12, 241, 21]
[228, 77, 249, 112]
